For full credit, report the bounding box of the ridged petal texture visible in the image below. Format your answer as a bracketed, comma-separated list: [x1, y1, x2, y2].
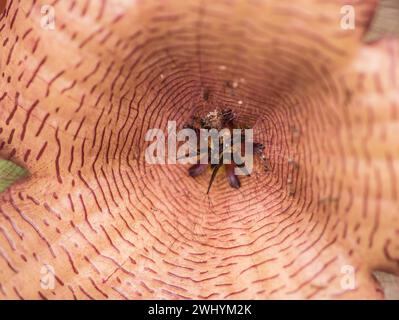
[0, 0, 398, 299]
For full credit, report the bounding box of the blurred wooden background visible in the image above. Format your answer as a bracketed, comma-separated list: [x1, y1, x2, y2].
[366, 0, 399, 300]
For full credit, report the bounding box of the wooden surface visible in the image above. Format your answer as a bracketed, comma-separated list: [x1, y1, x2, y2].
[364, 0, 399, 42]
[367, 0, 399, 300]
[374, 271, 399, 300]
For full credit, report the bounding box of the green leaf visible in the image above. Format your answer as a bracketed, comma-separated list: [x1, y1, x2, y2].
[0, 159, 28, 193]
